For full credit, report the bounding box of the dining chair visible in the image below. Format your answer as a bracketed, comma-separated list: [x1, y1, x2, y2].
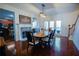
[32, 28, 36, 33]
[42, 30, 55, 47]
[26, 32, 39, 46]
[25, 32, 39, 55]
[50, 29, 55, 39]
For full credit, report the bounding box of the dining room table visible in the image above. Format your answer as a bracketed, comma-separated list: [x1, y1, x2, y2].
[33, 31, 50, 46]
[33, 31, 49, 38]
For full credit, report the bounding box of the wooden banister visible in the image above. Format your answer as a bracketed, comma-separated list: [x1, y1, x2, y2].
[74, 15, 79, 25]
[68, 15, 79, 39]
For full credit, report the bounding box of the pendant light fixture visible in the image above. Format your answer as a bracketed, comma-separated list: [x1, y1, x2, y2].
[39, 4, 46, 18]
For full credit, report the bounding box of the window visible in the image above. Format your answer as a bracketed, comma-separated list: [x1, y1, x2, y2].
[32, 21, 40, 29]
[32, 21, 37, 28]
[49, 21, 54, 30]
[56, 20, 61, 28]
[56, 20, 61, 33]
[44, 21, 48, 30]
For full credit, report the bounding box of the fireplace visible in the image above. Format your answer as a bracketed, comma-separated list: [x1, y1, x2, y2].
[20, 27, 32, 40]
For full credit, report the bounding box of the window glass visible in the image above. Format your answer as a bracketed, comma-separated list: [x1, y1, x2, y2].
[44, 21, 48, 30]
[49, 21, 54, 30]
[56, 20, 61, 28]
[56, 20, 61, 33]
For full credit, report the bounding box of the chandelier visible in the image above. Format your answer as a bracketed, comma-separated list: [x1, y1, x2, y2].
[39, 4, 46, 18]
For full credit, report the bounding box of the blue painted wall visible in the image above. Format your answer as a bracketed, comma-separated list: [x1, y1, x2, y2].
[0, 8, 15, 20]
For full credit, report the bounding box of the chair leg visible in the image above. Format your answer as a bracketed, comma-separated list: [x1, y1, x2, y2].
[48, 40, 51, 48]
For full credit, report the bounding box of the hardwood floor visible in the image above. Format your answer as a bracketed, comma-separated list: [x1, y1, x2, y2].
[5, 36, 79, 56]
[30, 37, 79, 56]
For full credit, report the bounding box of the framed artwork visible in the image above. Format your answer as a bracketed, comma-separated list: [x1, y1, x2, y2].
[19, 15, 31, 24]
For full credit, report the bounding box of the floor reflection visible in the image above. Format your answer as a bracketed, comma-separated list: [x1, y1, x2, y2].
[54, 37, 61, 55]
[5, 36, 79, 56]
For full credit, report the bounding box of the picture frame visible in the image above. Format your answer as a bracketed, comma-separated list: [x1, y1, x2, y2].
[19, 15, 31, 24]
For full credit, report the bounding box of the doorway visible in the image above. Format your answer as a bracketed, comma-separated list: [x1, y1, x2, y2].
[0, 19, 14, 41]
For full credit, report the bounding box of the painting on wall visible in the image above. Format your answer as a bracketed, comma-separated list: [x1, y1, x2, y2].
[19, 15, 31, 24]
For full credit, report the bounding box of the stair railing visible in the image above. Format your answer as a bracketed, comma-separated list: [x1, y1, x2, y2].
[68, 15, 79, 39]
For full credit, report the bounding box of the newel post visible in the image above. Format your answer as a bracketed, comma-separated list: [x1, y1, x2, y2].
[68, 25, 71, 39]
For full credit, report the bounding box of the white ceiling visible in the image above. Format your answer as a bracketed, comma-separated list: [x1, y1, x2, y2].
[32, 3, 79, 15]
[5, 3, 79, 18]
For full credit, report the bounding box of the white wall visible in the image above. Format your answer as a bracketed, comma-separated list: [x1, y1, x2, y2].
[52, 10, 79, 37]
[72, 16, 79, 50]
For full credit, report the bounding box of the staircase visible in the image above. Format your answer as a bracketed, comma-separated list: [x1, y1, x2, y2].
[68, 15, 79, 50]
[68, 15, 79, 40]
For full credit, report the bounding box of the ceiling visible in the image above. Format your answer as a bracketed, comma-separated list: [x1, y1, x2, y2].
[32, 3, 79, 15]
[5, 3, 79, 18]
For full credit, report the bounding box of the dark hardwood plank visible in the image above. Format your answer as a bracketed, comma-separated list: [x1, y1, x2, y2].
[5, 36, 79, 56]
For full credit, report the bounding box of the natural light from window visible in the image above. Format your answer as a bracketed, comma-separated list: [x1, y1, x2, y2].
[44, 21, 48, 30]
[32, 21, 39, 28]
[56, 21, 61, 28]
[49, 21, 54, 30]
[56, 20, 61, 30]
